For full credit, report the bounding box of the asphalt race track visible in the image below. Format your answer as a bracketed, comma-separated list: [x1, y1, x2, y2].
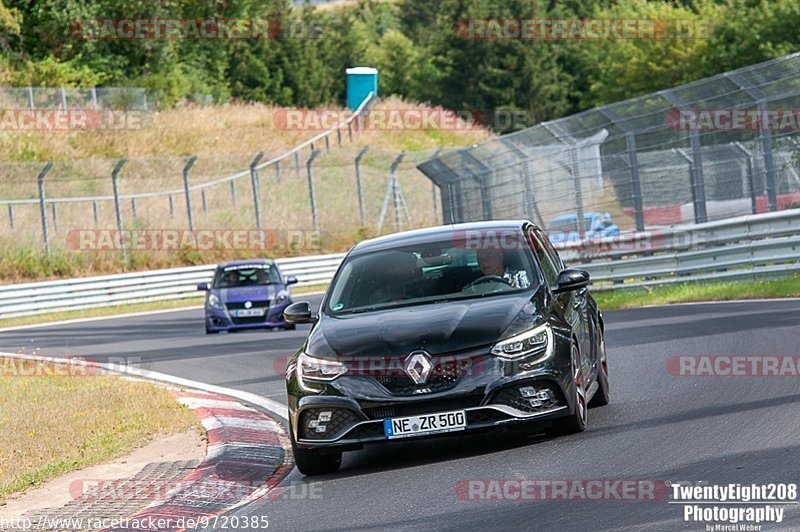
[2, 298, 799, 531]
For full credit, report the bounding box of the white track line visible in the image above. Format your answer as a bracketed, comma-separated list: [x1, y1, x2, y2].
[0, 351, 289, 420]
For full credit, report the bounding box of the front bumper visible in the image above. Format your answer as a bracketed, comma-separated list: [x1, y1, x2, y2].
[289, 369, 576, 450]
[205, 301, 292, 331]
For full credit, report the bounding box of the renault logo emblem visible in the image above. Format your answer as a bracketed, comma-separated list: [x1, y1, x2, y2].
[404, 351, 433, 385]
[244, 301, 252, 309]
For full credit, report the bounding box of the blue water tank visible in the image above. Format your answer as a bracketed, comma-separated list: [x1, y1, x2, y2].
[346, 67, 378, 110]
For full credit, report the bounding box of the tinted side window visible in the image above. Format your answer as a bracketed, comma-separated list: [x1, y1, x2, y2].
[534, 228, 564, 271]
[527, 229, 559, 286]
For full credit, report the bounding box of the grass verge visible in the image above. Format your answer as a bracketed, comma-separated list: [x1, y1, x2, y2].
[0, 373, 199, 500]
[593, 275, 800, 310]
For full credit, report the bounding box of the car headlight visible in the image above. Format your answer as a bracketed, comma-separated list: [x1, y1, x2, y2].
[491, 323, 553, 362]
[297, 352, 347, 382]
[276, 290, 288, 302]
[207, 293, 223, 309]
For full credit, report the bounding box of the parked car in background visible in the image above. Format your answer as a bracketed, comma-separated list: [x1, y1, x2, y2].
[546, 212, 620, 245]
[197, 259, 298, 334]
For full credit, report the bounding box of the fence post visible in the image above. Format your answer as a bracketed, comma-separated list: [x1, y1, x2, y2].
[51, 203, 59, 232]
[168, 193, 175, 218]
[27, 87, 35, 109]
[378, 152, 407, 232]
[230, 180, 236, 207]
[625, 133, 645, 231]
[130, 198, 137, 218]
[111, 159, 127, 262]
[724, 74, 778, 212]
[182, 155, 197, 233]
[354, 146, 369, 226]
[92, 201, 99, 226]
[429, 148, 444, 223]
[294, 151, 300, 175]
[758, 100, 779, 212]
[391, 153, 407, 231]
[91, 88, 98, 111]
[306, 149, 322, 235]
[325, 135, 330, 153]
[500, 139, 544, 226]
[732, 142, 758, 215]
[36, 162, 53, 256]
[688, 130, 708, 223]
[275, 159, 281, 183]
[674, 148, 706, 224]
[250, 151, 265, 231]
[201, 190, 207, 213]
[7, 204, 14, 229]
[348, 122, 353, 143]
[337, 128, 342, 147]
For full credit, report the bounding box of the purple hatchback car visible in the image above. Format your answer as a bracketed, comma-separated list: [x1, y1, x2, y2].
[197, 259, 298, 334]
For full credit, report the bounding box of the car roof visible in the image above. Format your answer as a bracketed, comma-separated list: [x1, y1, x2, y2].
[350, 220, 535, 255]
[217, 259, 276, 269]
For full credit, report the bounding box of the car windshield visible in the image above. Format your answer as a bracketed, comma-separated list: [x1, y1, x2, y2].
[326, 239, 539, 315]
[212, 264, 281, 288]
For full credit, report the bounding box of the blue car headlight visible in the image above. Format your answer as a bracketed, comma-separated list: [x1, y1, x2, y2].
[207, 293, 223, 309]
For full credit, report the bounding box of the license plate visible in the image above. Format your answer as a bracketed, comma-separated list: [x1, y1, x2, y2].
[232, 308, 265, 317]
[383, 410, 467, 439]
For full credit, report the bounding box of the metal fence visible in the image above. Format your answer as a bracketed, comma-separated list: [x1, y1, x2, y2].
[418, 52, 800, 233]
[0, 92, 451, 256]
[0, 87, 149, 110]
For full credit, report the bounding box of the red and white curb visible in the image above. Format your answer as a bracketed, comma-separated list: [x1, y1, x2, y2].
[113, 390, 292, 531]
[0, 352, 294, 531]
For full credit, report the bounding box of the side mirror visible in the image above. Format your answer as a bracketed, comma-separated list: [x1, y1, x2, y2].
[197, 282, 209, 291]
[286, 276, 299, 285]
[284, 301, 317, 324]
[554, 269, 590, 294]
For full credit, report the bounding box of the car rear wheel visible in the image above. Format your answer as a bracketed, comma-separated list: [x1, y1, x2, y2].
[549, 343, 587, 436]
[588, 327, 610, 408]
[291, 428, 342, 476]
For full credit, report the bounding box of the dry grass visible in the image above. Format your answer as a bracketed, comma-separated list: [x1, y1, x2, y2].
[0, 372, 199, 500]
[0, 97, 490, 162]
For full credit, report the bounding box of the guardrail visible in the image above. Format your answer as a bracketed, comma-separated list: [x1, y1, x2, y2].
[1, 209, 798, 318]
[0, 254, 345, 319]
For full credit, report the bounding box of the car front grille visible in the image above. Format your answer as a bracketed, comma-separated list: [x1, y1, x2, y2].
[226, 300, 270, 325]
[299, 408, 362, 440]
[362, 393, 484, 420]
[491, 381, 564, 414]
[365, 358, 474, 396]
[226, 300, 270, 309]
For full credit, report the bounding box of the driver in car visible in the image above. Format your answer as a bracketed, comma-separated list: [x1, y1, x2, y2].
[476, 249, 530, 289]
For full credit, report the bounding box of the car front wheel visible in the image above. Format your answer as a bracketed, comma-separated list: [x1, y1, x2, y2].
[291, 428, 342, 476]
[549, 343, 587, 436]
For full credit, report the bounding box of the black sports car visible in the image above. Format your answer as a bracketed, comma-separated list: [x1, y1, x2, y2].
[283, 220, 609, 475]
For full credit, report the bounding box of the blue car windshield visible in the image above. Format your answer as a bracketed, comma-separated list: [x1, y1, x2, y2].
[326, 239, 539, 315]
[212, 264, 281, 288]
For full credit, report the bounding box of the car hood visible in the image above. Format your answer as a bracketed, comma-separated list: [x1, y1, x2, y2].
[306, 288, 547, 357]
[213, 285, 283, 303]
